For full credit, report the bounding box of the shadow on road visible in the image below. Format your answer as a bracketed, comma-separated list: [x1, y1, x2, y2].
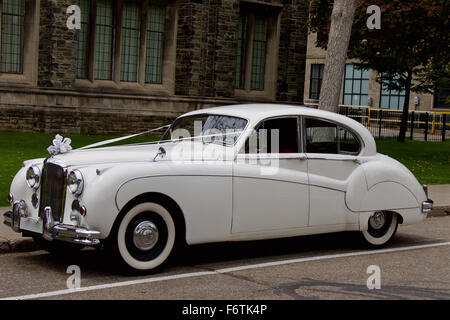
[14, 230, 437, 278]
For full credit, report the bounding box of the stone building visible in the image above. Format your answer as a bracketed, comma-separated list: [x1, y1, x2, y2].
[304, 33, 450, 112]
[0, 0, 310, 135]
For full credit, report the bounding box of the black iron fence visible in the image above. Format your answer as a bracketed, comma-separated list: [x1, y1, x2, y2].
[335, 105, 450, 142]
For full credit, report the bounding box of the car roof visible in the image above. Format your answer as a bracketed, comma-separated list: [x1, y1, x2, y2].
[181, 104, 377, 156]
[183, 103, 311, 120]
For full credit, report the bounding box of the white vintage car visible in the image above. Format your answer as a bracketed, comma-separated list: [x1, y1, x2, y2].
[4, 104, 433, 271]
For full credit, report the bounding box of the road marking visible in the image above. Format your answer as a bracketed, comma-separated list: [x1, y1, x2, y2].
[2, 241, 450, 300]
[214, 241, 450, 273]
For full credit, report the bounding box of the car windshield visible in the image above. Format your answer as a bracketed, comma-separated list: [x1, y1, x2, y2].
[160, 114, 248, 146]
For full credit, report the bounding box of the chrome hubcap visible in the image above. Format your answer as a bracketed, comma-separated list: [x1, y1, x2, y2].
[369, 211, 386, 230]
[133, 221, 159, 251]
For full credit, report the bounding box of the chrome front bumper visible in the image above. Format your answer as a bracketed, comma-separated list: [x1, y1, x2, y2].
[3, 205, 101, 246]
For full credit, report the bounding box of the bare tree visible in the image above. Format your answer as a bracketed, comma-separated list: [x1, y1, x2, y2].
[318, 0, 357, 112]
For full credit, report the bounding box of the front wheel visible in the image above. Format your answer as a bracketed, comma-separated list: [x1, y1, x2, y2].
[360, 211, 398, 248]
[115, 202, 176, 272]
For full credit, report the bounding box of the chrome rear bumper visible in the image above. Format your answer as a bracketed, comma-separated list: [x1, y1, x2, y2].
[421, 199, 434, 214]
[3, 205, 101, 246]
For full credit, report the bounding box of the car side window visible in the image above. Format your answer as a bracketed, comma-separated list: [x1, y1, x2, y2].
[304, 118, 361, 154]
[338, 127, 360, 154]
[244, 117, 299, 154]
[305, 118, 338, 154]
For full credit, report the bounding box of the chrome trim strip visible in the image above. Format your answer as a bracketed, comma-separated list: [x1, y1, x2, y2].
[236, 153, 307, 160]
[45, 156, 67, 168]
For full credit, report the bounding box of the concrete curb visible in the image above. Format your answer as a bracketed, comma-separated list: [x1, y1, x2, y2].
[0, 237, 39, 254]
[428, 206, 450, 217]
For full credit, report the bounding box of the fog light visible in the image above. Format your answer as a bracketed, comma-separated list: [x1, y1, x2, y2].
[71, 199, 87, 216]
[31, 192, 39, 209]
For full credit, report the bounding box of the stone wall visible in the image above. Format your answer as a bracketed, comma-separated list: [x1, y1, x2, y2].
[0, 87, 236, 135]
[0, 0, 310, 135]
[38, 0, 78, 88]
[277, 0, 309, 102]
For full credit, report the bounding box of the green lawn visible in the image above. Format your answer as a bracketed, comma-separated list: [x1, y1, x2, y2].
[376, 139, 450, 185]
[0, 132, 157, 206]
[0, 132, 449, 206]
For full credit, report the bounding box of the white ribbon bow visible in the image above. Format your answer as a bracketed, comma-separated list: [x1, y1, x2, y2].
[47, 134, 72, 155]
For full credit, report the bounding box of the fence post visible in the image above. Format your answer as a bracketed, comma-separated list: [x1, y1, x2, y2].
[410, 111, 415, 140]
[424, 112, 429, 141]
[443, 114, 447, 142]
[378, 110, 382, 139]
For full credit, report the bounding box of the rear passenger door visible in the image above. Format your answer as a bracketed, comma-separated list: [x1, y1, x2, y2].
[303, 117, 361, 227]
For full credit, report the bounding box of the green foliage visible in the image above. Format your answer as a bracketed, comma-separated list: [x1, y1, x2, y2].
[308, 0, 450, 93]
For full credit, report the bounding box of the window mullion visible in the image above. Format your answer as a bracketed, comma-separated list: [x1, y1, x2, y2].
[138, 0, 148, 85]
[113, 0, 123, 82]
[235, 14, 247, 89]
[244, 13, 255, 91]
[88, 0, 97, 81]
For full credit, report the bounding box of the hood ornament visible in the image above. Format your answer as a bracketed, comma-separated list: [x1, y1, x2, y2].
[47, 134, 73, 155]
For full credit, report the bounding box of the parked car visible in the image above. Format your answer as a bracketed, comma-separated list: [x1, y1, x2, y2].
[4, 104, 433, 271]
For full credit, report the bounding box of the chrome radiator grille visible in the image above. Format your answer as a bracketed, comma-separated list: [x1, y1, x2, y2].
[39, 162, 66, 222]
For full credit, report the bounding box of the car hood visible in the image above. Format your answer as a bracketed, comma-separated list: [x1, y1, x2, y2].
[48, 141, 235, 167]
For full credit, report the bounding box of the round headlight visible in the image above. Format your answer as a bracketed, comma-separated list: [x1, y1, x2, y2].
[67, 170, 84, 196]
[26, 166, 40, 189]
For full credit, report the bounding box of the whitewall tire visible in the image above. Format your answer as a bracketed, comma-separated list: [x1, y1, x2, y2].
[116, 202, 176, 271]
[361, 211, 398, 247]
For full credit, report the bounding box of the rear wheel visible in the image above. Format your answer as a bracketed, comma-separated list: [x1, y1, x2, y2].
[114, 202, 176, 272]
[360, 211, 398, 248]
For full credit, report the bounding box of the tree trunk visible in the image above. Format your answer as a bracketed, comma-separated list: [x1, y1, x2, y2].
[318, 0, 357, 112]
[398, 71, 412, 142]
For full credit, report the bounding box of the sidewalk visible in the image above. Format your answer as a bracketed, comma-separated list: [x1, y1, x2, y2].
[427, 184, 450, 217]
[0, 214, 38, 253]
[428, 184, 450, 207]
[0, 185, 448, 254]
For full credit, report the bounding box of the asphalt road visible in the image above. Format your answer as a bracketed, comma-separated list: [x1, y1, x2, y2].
[0, 215, 449, 300]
